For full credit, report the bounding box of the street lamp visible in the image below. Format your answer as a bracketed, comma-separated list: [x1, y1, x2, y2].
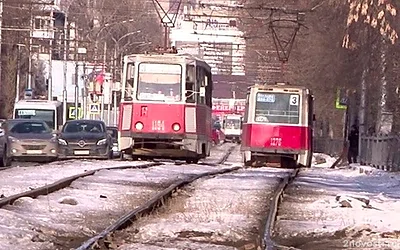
[109, 30, 144, 80]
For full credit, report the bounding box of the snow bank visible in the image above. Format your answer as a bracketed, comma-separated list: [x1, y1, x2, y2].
[275, 165, 400, 248]
[312, 153, 337, 168]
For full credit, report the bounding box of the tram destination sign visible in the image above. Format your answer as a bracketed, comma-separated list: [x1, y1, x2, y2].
[257, 93, 276, 103]
[139, 63, 181, 74]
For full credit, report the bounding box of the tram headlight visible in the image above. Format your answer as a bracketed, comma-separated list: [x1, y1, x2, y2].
[135, 122, 144, 131]
[172, 123, 180, 132]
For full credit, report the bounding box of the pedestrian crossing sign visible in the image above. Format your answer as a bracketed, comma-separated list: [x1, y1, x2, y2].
[69, 107, 83, 119]
[89, 103, 100, 114]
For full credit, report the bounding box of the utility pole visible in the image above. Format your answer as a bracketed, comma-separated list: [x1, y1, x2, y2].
[74, 63, 79, 119]
[62, 14, 68, 124]
[28, 5, 33, 91]
[164, 25, 169, 50]
[101, 41, 106, 121]
[109, 46, 117, 125]
[48, 7, 54, 101]
[82, 63, 87, 119]
[74, 21, 79, 120]
[15, 44, 23, 102]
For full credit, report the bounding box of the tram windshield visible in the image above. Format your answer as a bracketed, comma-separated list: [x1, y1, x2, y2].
[137, 63, 182, 102]
[224, 118, 241, 129]
[254, 92, 300, 124]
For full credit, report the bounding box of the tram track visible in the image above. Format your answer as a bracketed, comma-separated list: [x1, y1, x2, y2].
[0, 145, 236, 208]
[262, 168, 301, 250]
[74, 146, 303, 250]
[76, 145, 238, 250]
[0, 144, 238, 250]
[0, 159, 76, 172]
[0, 162, 161, 208]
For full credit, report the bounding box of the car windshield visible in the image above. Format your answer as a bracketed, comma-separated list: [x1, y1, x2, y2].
[63, 121, 105, 133]
[14, 109, 55, 129]
[10, 121, 51, 134]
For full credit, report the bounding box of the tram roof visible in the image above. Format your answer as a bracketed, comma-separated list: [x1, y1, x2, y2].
[124, 53, 210, 70]
[249, 83, 312, 93]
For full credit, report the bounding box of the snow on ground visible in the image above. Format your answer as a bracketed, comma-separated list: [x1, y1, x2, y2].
[274, 164, 400, 249]
[201, 143, 234, 165]
[112, 147, 292, 250]
[0, 146, 237, 250]
[0, 159, 153, 197]
[311, 153, 337, 168]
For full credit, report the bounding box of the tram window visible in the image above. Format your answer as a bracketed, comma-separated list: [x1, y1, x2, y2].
[254, 92, 300, 124]
[187, 65, 195, 82]
[185, 65, 196, 103]
[137, 63, 182, 102]
[124, 63, 135, 100]
[205, 71, 212, 108]
[197, 66, 205, 104]
[185, 81, 195, 103]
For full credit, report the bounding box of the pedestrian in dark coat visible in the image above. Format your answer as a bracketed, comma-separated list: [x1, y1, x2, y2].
[348, 125, 359, 164]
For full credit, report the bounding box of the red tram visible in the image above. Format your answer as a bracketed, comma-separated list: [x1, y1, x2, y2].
[241, 83, 314, 168]
[118, 53, 213, 163]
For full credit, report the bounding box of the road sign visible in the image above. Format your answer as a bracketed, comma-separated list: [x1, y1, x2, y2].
[69, 107, 83, 119]
[89, 103, 100, 114]
[335, 88, 347, 110]
[24, 88, 33, 99]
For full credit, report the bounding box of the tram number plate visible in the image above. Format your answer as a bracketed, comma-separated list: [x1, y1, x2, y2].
[152, 120, 165, 131]
[270, 137, 282, 147]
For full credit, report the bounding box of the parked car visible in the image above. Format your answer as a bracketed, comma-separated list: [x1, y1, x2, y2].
[58, 119, 113, 159]
[106, 126, 120, 158]
[0, 119, 11, 167]
[5, 119, 58, 162]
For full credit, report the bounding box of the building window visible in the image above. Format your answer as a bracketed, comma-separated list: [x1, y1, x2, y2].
[34, 17, 50, 30]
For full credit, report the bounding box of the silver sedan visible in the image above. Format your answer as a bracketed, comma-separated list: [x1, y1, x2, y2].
[5, 119, 58, 162]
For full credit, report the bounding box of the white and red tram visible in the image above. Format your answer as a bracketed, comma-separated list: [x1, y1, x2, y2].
[118, 53, 213, 163]
[241, 83, 314, 168]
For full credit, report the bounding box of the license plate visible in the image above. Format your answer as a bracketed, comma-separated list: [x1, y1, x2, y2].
[74, 150, 90, 155]
[26, 150, 43, 154]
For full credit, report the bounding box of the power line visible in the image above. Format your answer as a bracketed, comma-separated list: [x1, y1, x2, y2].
[198, 2, 312, 13]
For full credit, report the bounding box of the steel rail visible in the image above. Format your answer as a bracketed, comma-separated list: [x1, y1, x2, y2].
[0, 159, 88, 172]
[76, 146, 238, 250]
[262, 168, 302, 250]
[0, 162, 161, 208]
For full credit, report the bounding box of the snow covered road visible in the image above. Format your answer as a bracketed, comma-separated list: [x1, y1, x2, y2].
[0, 144, 237, 250]
[107, 146, 294, 250]
[0, 159, 152, 197]
[274, 156, 400, 249]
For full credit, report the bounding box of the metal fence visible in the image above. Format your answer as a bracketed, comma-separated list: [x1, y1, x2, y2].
[359, 136, 400, 172]
[313, 137, 343, 157]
